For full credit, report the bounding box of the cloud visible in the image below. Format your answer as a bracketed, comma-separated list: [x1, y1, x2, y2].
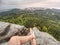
[24, 0, 60, 9]
[0, 0, 60, 10]
[0, 0, 43, 5]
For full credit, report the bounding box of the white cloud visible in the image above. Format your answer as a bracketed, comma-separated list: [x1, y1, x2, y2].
[24, 0, 60, 9]
[0, 0, 60, 10]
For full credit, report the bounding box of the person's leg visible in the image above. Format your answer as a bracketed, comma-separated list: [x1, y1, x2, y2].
[9, 36, 21, 45]
[18, 34, 34, 44]
[31, 39, 37, 45]
[9, 35, 33, 45]
[9, 28, 36, 45]
[30, 28, 37, 45]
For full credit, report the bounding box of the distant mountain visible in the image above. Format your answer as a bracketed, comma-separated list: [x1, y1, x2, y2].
[24, 7, 47, 10]
[0, 9, 12, 12]
[24, 7, 60, 12]
[0, 7, 60, 12]
[0, 7, 60, 17]
[51, 8, 60, 12]
[0, 8, 23, 16]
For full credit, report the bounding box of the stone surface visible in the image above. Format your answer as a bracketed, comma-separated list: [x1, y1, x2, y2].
[33, 27, 59, 45]
[0, 22, 28, 43]
[0, 22, 60, 45]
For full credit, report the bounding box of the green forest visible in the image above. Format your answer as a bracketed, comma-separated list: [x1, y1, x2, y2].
[0, 8, 60, 41]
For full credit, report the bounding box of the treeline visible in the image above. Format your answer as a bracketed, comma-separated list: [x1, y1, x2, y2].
[0, 9, 60, 41]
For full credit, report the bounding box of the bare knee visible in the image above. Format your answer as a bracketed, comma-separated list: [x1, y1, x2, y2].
[9, 36, 21, 45]
[9, 36, 16, 43]
[10, 36, 16, 41]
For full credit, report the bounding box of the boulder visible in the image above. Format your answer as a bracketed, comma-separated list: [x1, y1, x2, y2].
[0, 22, 59, 45]
[0, 22, 28, 43]
[32, 27, 59, 45]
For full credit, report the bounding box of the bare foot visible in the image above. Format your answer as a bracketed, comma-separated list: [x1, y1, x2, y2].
[30, 28, 35, 39]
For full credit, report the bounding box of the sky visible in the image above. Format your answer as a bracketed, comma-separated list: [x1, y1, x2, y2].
[0, 0, 60, 10]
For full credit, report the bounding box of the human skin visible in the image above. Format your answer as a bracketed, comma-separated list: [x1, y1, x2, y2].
[9, 28, 36, 45]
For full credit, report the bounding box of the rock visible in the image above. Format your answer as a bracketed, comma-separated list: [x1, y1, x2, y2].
[33, 27, 59, 45]
[0, 22, 28, 43]
[0, 22, 60, 45]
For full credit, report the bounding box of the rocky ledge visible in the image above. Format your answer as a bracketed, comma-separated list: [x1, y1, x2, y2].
[0, 22, 59, 45]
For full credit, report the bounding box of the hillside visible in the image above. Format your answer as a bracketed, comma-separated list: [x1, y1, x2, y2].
[0, 8, 60, 41]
